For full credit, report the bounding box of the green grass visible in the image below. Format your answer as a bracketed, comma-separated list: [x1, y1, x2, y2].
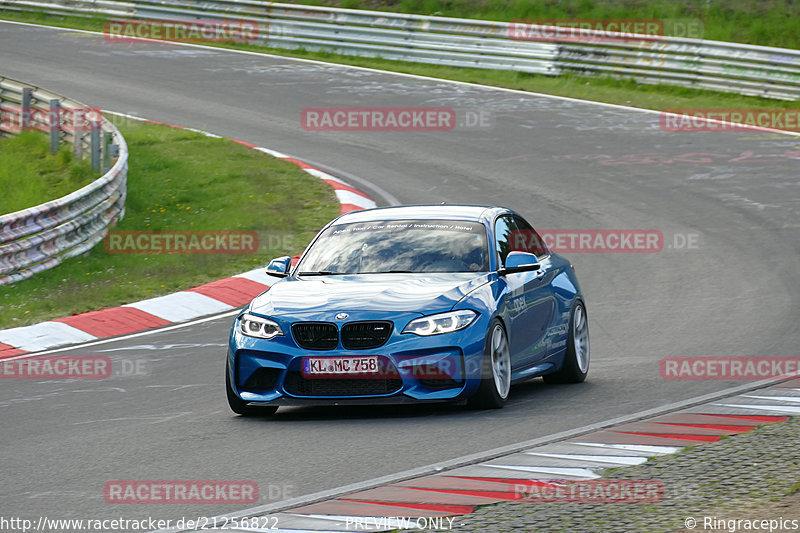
[1, 9, 798, 114]
[0, 131, 95, 214]
[0, 118, 339, 329]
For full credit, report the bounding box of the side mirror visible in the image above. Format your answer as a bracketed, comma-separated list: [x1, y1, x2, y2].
[499, 251, 540, 276]
[266, 256, 292, 278]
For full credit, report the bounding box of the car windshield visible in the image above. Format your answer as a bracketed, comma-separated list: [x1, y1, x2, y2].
[297, 219, 489, 274]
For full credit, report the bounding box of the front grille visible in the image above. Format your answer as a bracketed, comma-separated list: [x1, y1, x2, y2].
[284, 373, 403, 397]
[341, 321, 393, 350]
[241, 367, 282, 392]
[292, 322, 338, 350]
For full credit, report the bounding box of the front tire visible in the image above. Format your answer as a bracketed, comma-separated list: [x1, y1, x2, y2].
[543, 300, 589, 384]
[226, 366, 278, 417]
[468, 319, 511, 409]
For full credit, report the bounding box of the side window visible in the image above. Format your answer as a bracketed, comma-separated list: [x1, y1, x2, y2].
[512, 216, 549, 259]
[494, 215, 516, 267]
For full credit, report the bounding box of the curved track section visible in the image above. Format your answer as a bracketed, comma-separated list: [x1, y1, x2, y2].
[1, 21, 798, 524]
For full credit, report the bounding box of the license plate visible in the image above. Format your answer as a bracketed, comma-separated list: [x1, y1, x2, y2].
[302, 356, 380, 376]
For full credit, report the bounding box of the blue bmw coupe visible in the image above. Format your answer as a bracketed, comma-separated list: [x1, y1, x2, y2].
[226, 205, 588, 414]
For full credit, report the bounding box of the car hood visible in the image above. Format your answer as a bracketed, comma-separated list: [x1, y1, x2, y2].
[250, 273, 492, 316]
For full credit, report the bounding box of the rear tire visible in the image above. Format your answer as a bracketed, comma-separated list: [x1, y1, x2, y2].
[543, 301, 589, 384]
[226, 366, 278, 417]
[467, 319, 511, 409]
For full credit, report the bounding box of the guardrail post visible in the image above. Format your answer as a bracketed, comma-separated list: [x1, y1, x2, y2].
[21, 88, 32, 131]
[73, 132, 83, 158]
[73, 110, 83, 158]
[103, 131, 113, 172]
[90, 121, 101, 172]
[49, 99, 61, 154]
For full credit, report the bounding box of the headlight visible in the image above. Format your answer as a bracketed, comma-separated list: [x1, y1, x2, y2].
[402, 310, 477, 336]
[239, 313, 283, 339]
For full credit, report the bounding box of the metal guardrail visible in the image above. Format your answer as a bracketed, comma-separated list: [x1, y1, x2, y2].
[0, 76, 128, 285]
[1, 0, 799, 99]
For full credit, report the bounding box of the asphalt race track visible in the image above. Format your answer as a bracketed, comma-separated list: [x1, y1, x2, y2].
[1, 21, 799, 525]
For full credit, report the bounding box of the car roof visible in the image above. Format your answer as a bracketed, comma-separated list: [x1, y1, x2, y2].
[333, 204, 510, 225]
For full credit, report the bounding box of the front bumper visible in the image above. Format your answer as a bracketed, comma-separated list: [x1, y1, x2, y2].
[227, 311, 487, 406]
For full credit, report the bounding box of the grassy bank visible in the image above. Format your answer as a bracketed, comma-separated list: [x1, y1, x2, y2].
[0, 131, 95, 214]
[0, 119, 339, 329]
